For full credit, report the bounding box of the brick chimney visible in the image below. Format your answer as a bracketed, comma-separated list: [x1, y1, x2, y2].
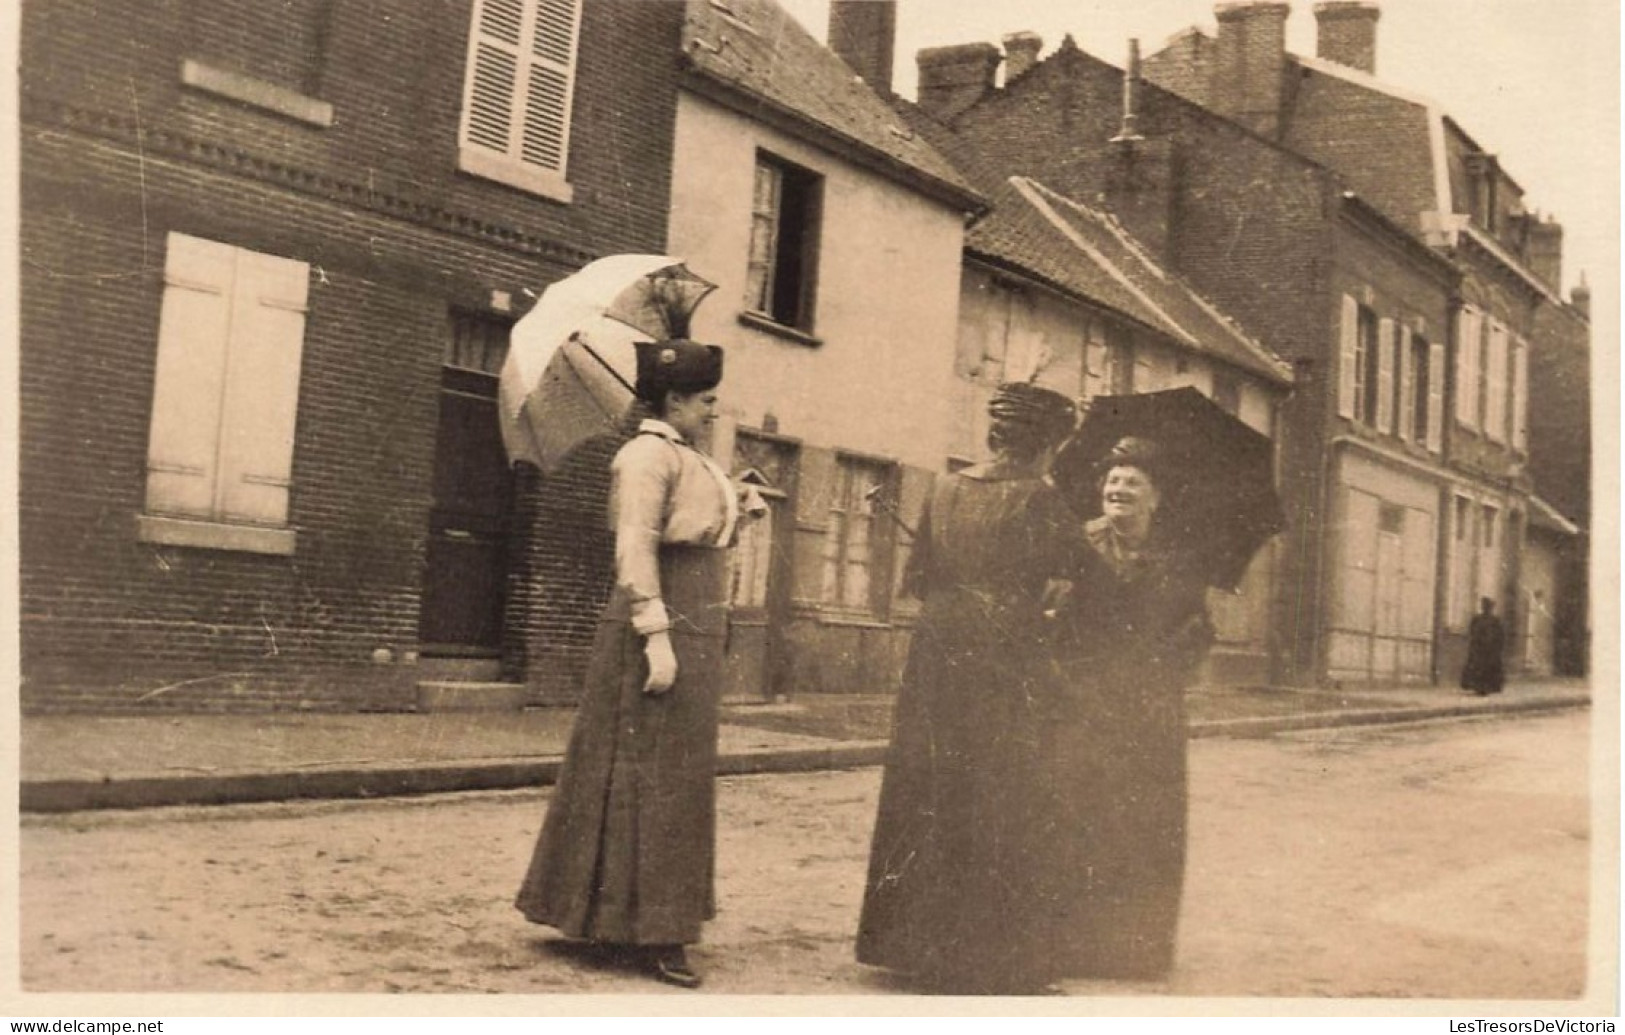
[1526, 216, 1564, 292]
[1314, 1, 1380, 74]
[1212, 1, 1291, 137]
[1003, 31, 1043, 83]
[1571, 274, 1590, 321]
[828, 0, 897, 92]
[916, 43, 1002, 121]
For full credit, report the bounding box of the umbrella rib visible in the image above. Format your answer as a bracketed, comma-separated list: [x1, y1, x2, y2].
[574, 336, 636, 395]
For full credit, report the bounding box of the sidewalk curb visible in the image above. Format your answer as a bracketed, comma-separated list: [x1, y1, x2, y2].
[18, 697, 1588, 814]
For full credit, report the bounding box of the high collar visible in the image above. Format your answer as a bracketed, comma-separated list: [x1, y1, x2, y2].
[638, 418, 687, 445]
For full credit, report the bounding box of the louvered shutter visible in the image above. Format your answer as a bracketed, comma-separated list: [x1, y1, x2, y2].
[1456, 306, 1481, 428]
[217, 250, 310, 526]
[1512, 334, 1529, 452]
[1375, 317, 1396, 434]
[146, 233, 236, 518]
[1396, 325, 1415, 442]
[1485, 320, 1508, 442]
[1426, 339, 1445, 452]
[460, 0, 581, 178]
[1337, 294, 1358, 419]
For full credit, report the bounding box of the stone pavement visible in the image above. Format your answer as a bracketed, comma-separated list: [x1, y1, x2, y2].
[18, 678, 1590, 812]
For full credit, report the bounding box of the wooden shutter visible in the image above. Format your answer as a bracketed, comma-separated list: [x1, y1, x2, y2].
[1512, 334, 1529, 451]
[1484, 320, 1508, 442]
[1375, 317, 1396, 434]
[217, 249, 310, 526]
[1426, 339, 1446, 452]
[1456, 306, 1481, 428]
[1337, 294, 1358, 419]
[1396, 325, 1415, 442]
[146, 233, 235, 518]
[461, 0, 580, 175]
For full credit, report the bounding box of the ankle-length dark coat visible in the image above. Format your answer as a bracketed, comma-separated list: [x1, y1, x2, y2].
[1035, 516, 1212, 980]
[855, 461, 1080, 990]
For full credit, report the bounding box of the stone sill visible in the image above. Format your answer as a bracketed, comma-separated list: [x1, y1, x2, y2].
[457, 147, 574, 205]
[180, 59, 334, 128]
[137, 513, 297, 556]
[737, 310, 822, 347]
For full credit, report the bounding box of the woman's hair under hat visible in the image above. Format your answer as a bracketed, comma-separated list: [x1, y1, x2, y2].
[634, 339, 724, 404]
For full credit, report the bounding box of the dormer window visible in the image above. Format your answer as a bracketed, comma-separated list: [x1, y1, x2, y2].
[1465, 152, 1500, 234]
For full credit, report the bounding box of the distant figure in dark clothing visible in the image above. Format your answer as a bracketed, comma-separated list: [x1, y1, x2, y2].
[1460, 597, 1507, 696]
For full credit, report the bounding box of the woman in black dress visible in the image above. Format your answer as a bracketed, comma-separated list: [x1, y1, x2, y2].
[855, 382, 1080, 995]
[1039, 436, 1213, 982]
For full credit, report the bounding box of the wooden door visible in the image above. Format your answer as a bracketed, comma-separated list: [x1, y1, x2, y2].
[419, 313, 514, 654]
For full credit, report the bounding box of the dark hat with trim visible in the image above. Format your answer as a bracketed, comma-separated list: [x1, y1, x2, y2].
[634, 339, 724, 403]
[1093, 436, 1166, 483]
[986, 382, 1077, 453]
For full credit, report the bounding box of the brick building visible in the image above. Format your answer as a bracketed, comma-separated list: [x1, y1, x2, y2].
[894, 9, 1516, 687]
[1142, 0, 1590, 680]
[18, 0, 689, 710]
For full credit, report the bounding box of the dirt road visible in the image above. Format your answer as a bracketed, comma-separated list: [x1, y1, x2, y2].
[20, 711, 1595, 1005]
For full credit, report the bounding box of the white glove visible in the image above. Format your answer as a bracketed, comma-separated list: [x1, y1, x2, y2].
[643, 631, 678, 695]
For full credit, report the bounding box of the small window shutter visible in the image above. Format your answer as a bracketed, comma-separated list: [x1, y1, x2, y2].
[217, 249, 311, 526]
[1337, 294, 1358, 419]
[1484, 321, 1508, 442]
[1426, 339, 1446, 452]
[146, 233, 236, 519]
[1512, 335, 1529, 451]
[1456, 306, 1481, 428]
[520, 0, 581, 174]
[1396, 325, 1415, 442]
[461, 0, 579, 175]
[1375, 317, 1396, 434]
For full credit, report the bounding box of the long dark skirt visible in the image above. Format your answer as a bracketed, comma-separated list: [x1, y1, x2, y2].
[855, 587, 1051, 988]
[1034, 658, 1188, 980]
[515, 545, 728, 946]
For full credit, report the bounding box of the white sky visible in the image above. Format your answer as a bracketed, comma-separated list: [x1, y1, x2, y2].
[779, 0, 1618, 310]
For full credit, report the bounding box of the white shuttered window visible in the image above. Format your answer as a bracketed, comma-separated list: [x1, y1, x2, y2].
[1375, 317, 1396, 434]
[1397, 324, 1416, 442]
[1426, 339, 1446, 452]
[142, 233, 309, 552]
[458, 0, 582, 202]
[1484, 319, 1509, 442]
[1456, 306, 1482, 429]
[1512, 334, 1529, 452]
[1337, 294, 1359, 420]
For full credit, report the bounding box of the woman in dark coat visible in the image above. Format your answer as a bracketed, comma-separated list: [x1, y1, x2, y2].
[1460, 596, 1507, 695]
[515, 339, 741, 990]
[1038, 437, 1213, 982]
[855, 382, 1081, 995]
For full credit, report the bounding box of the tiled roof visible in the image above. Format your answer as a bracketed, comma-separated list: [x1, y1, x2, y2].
[679, 0, 981, 208]
[967, 177, 1293, 384]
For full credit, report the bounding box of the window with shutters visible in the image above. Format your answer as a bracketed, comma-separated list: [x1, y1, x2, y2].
[1401, 330, 1432, 446]
[1355, 304, 1379, 425]
[745, 153, 823, 334]
[1456, 305, 1483, 429]
[457, 0, 582, 202]
[136, 233, 310, 555]
[1511, 334, 1529, 453]
[1484, 319, 1509, 442]
[821, 454, 895, 619]
[1374, 316, 1396, 433]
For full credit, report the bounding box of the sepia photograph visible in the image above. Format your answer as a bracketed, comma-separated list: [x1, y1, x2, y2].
[4, 0, 1617, 1021]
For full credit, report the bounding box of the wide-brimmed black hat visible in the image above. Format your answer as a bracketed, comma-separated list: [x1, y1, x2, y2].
[633, 339, 724, 403]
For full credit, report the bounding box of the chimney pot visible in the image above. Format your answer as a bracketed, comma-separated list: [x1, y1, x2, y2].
[1003, 31, 1043, 83]
[1571, 274, 1591, 320]
[828, 0, 897, 92]
[1313, 1, 1380, 74]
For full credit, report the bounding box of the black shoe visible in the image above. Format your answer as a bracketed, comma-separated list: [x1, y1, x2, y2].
[647, 945, 702, 989]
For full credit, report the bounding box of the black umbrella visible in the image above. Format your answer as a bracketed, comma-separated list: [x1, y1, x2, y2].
[1050, 387, 1285, 591]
